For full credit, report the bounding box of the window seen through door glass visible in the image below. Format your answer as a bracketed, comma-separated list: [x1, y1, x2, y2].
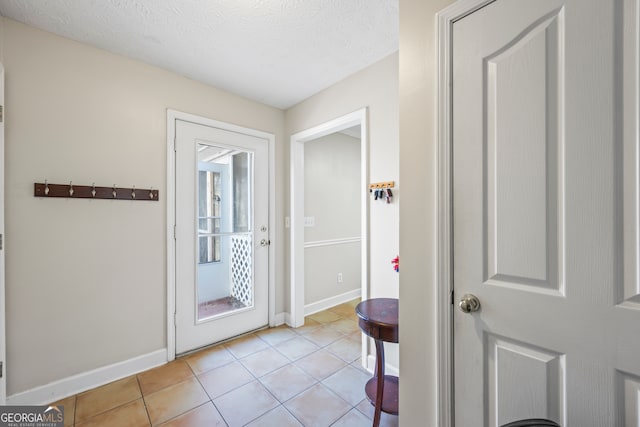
[198, 170, 221, 263]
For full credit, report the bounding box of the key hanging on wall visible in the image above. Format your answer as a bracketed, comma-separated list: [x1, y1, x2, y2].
[385, 188, 393, 204]
[369, 181, 395, 203]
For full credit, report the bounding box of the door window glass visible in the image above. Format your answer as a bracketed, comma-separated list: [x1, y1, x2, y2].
[196, 143, 254, 321]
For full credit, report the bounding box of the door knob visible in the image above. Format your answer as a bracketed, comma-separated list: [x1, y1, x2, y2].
[459, 294, 480, 313]
[260, 239, 270, 247]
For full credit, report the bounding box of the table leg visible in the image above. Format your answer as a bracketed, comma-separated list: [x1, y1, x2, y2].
[373, 339, 385, 427]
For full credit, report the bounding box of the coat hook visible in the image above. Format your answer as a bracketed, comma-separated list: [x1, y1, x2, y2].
[69, 181, 74, 196]
[44, 180, 50, 196]
[131, 186, 136, 199]
[91, 182, 97, 198]
[149, 187, 154, 199]
[112, 185, 117, 198]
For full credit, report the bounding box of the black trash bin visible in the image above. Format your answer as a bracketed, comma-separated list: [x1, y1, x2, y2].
[501, 419, 560, 427]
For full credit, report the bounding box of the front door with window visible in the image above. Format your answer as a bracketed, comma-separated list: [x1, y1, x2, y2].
[174, 119, 269, 354]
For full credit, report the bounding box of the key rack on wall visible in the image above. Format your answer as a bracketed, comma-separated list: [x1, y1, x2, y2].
[369, 181, 395, 203]
[368, 181, 395, 190]
[34, 182, 159, 201]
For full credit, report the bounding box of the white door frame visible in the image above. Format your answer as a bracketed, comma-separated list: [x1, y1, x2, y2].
[0, 63, 6, 404]
[166, 109, 276, 361]
[435, 1, 494, 426]
[289, 108, 368, 328]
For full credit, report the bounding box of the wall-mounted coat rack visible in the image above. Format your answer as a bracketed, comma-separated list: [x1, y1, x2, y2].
[34, 181, 159, 201]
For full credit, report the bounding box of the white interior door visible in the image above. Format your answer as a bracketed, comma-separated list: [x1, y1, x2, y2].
[175, 119, 269, 355]
[453, 0, 640, 426]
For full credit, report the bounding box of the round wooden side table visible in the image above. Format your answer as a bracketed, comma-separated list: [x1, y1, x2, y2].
[355, 298, 399, 427]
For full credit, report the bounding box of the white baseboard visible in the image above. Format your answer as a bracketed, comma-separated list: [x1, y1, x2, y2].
[366, 354, 399, 377]
[304, 288, 361, 316]
[273, 312, 287, 326]
[283, 312, 293, 328]
[7, 349, 167, 405]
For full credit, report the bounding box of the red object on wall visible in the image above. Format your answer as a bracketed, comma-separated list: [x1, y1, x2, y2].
[391, 256, 399, 272]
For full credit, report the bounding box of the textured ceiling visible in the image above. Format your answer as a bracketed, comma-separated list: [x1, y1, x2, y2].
[0, 0, 398, 109]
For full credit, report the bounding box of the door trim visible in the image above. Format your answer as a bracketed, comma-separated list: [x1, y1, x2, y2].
[166, 109, 276, 361]
[289, 108, 369, 332]
[0, 63, 6, 404]
[436, 1, 494, 426]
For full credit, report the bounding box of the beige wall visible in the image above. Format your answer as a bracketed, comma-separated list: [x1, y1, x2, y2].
[398, 0, 455, 424]
[2, 18, 285, 395]
[304, 133, 361, 243]
[304, 132, 361, 304]
[285, 52, 400, 370]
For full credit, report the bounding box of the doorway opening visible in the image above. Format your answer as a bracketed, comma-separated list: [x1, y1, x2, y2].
[289, 108, 368, 336]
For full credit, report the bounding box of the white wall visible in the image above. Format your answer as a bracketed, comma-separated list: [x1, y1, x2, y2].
[198, 262, 231, 302]
[398, 0, 455, 424]
[285, 52, 399, 370]
[304, 132, 360, 305]
[1, 18, 285, 396]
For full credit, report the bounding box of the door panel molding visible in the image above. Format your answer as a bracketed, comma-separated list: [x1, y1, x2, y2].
[622, 0, 640, 306]
[486, 334, 565, 426]
[166, 109, 275, 361]
[484, 8, 565, 294]
[616, 370, 640, 425]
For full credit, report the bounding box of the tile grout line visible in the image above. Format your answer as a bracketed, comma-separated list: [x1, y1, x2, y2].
[134, 374, 153, 427]
[72, 395, 77, 427]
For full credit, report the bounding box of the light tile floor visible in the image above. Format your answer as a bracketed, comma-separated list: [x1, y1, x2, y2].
[52, 300, 399, 427]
